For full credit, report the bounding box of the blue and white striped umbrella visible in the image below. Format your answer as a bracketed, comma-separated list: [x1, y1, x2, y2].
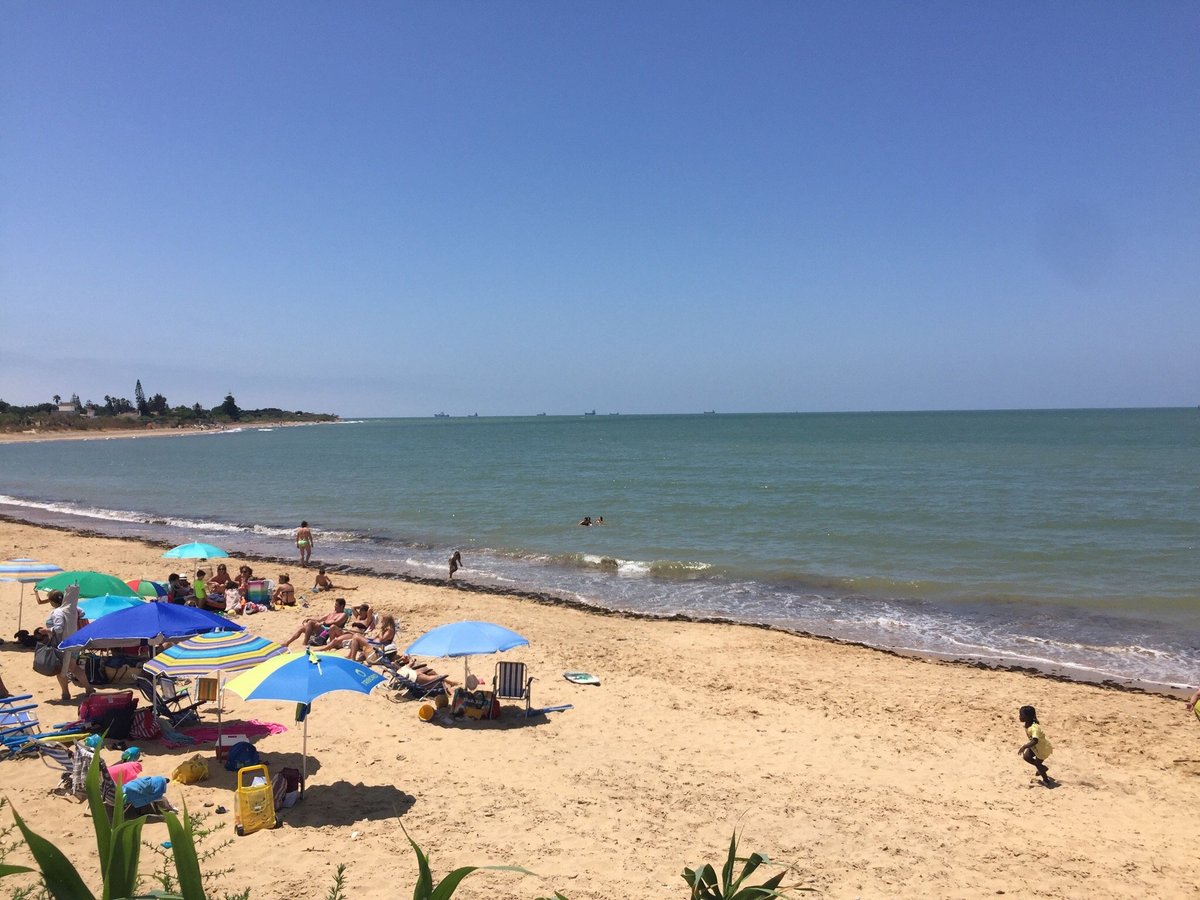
[0, 558, 64, 583]
[0, 558, 64, 631]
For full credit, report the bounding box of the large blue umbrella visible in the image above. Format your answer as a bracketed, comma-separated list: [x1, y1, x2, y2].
[79, 594, 148, 620]
[60, 602, 242, 650]
[225, 651, 384, 791]
[162, 542, 228, 561]
[405, 621, 529, 682]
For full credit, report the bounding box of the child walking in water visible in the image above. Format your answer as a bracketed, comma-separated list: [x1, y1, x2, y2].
[1017, 705, 1056, 787]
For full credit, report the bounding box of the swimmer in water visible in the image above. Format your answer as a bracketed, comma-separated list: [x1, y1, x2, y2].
[579, 516, 592, 526]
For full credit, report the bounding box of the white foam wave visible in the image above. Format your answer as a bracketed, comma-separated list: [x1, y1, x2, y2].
[0, 494, 360, 546]
[0, 495, 150, 525]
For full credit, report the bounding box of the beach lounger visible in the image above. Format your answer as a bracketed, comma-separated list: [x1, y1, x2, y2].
[136, 673, 204, 729]
[246, 579, 272, 608]
[67, 741, 177, 817]
[0, 699, 90, 759]
[493, 661, 535, 717]
[373, 657, 449, 703]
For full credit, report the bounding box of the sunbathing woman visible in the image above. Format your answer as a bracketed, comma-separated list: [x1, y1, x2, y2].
[346, 614, 396, 662]
[391, 654, 458, 688]
[323, 603, 375, 650]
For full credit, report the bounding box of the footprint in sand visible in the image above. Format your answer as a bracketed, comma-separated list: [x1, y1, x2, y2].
[1172, 759, 1200, 776]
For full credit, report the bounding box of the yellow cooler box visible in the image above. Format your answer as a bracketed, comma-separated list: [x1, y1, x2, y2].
[234, 764, 275, 836]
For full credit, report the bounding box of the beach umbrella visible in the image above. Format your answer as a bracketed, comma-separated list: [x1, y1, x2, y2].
[34, 571, 137, 599]
[225, 650, 383, 792]
[126, 579, 168, 599]
[405, 620, 529, 682]
[79, 594, 147, 620]
[143, 630, 286, 680]
[163, 542, 228, 562]
[60, 602, 241, 650]
[144, 630, 288, 750]
[0, 558, 63, 631]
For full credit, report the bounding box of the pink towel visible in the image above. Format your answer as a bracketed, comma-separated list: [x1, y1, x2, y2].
[174, 719, 288, 746]
[108, 761, 143, 786]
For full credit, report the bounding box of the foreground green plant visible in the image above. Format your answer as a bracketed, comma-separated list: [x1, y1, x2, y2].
[402, 823, 559, 900]
[682, 830, 813, 899]
[145, 811, 245, 900]
[0, 749, 204, 899]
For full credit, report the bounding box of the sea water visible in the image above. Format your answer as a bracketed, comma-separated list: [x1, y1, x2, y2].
[1, 409, 1197, 689]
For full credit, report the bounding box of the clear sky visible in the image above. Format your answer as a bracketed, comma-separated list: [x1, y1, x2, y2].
[2, 3, 1197, 417]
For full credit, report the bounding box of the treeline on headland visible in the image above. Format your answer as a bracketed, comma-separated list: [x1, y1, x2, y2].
[0, 380, 338, 433]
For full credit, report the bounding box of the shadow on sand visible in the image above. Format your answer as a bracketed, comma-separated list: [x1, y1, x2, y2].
[276, 781, 415, 827]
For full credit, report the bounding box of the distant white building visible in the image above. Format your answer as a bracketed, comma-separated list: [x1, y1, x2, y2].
[56, 402, 79, 415]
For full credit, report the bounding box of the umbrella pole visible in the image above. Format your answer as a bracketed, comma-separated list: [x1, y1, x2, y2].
[301, 715, 308, 796]
[217, 674, 223, 757]
[16, 583, 25, 633]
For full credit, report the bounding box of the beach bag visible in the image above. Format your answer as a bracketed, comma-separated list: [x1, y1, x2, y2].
[82, 653, 108, 686]
[130, 707, 162, 741]
[171, 754, 209, 784]
[80, 691, 136, 722]
[224, 740, 261, 772]
[33, 644, 64, 677]
[90, 705, 136, 740]
[271, 766, 303, 811]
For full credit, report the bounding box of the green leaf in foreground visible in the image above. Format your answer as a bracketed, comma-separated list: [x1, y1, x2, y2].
[401, 823, 540, 900]
[8, 805, 96, 900]
[682, 829, 814, 899]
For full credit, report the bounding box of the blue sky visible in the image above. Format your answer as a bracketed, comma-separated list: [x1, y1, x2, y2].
[2, 2, 1197, 416]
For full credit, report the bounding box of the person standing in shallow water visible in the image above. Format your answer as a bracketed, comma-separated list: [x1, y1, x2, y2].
[296, 521, 314, 567]
[448, 551, 462, 580]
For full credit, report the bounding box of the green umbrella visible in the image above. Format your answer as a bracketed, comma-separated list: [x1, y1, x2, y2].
[34, 570, 137, 598]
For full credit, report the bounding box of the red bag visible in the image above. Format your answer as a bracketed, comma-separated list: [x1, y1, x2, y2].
[129, 707, 162, 740]
[80, 690, 137, 723]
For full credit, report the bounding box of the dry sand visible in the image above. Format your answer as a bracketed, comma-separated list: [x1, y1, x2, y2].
[1, 519, 1198, 899]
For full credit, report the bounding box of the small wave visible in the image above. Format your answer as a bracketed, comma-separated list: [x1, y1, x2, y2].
[0, 495, 367, 547]
[573, 553, 713, 579]
[0, 495, 153, 525]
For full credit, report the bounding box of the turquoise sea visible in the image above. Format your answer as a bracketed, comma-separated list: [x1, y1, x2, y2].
[1, 409, 1196, 690]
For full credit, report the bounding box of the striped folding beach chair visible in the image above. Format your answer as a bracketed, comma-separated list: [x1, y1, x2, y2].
[493, 660, 535, 718]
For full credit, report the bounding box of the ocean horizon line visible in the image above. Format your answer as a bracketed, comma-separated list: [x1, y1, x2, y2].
[334, 404, 1195, 419]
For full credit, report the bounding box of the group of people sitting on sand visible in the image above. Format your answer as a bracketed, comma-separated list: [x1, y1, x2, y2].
[281, 596, 451, 687]
[164, 565, 344, 615]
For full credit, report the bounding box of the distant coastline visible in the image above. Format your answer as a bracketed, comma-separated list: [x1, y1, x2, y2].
[0, 418, 339, 445]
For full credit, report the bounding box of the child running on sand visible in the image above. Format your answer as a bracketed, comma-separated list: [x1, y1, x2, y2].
[1017, 705, 1056, 787]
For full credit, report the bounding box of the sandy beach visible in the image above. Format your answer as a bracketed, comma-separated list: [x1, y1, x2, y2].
[0, 421, 330, 445]
[2, 518, 1198, 899]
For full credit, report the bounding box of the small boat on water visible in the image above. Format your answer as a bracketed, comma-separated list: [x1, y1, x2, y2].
[584, 410, 596, 416]
[703, 410, 716, 415]
[433, 412, 449, 418]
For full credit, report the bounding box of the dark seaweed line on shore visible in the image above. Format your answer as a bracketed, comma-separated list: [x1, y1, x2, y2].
[0, 513, 1173, 699]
